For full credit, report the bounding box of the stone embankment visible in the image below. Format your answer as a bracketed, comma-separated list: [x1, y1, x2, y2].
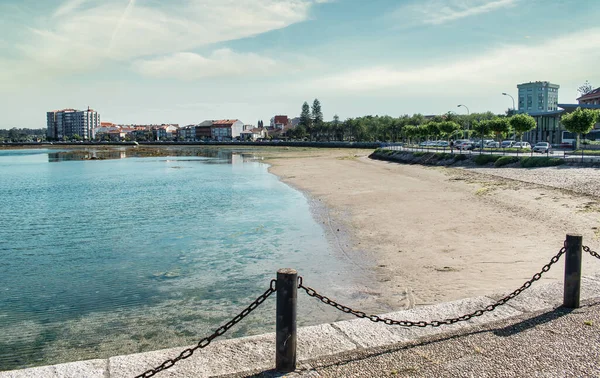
[2, 275, 599, 378]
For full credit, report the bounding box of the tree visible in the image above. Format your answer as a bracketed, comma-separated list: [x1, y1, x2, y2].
[508, 114, 536, 141]
[488, 118, 510, 142]
[561, 107, 599, 150]
[426, 122, 440, 141]
[300, 102, 312, 139]
[438, 121, 461, 142]
[472, 120, 492, 149]
[311, 99, 323, 141]
[577, 80, 594, 97]
[402, 125, 418, 145]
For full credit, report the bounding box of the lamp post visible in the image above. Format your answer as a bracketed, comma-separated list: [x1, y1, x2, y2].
[457, 104, 470, 139]
[502, 93, 515, 114]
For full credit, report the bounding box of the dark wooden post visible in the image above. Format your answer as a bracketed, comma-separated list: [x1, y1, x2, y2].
[563, 234, 583, 308]
[276, 268, 297, 372]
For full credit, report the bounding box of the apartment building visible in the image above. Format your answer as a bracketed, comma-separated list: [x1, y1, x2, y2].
[47, 107, 100, 140]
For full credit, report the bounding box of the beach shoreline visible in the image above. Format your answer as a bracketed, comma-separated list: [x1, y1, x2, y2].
[266, 148, 600, 311]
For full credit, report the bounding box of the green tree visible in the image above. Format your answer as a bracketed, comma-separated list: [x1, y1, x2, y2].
[426, 122, 440, 141]
[300, 102, 312, 136]
[471, 120, 492, 149]
[561, 107, 599, 149]
[402, 125, 418, 145]
[438, 121, 461, 142]
[72, 134, 82, 141]
[311, 99, 323, 140]
[488, 117, 510, 142]
[508, 113, 536, 141]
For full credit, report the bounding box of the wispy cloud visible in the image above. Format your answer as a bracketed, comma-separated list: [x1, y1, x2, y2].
[11, 0, 321, 75]
[108, 0, 137, 51]
[393, 0, 518, 25]
[135, 49, 282, 80]
[52, 0, 91, 17]
[309, 28, 600, 95]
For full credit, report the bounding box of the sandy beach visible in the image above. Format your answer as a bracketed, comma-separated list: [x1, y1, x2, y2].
[267, 148, 600, 311]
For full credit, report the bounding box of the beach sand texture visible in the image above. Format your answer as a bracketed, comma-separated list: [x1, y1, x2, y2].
[267, 149, 600, 312]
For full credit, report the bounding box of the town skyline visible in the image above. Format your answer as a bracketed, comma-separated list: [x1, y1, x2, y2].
[1, 0, 599, 129]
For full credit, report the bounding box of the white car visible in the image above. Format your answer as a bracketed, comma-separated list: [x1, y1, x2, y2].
[533, 142, 552, 153]
[486, 141, 500, 148]
[513, 142, 531, 149]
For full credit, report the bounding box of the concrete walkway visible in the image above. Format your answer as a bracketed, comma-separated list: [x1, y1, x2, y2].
[1, 274, 599, 378]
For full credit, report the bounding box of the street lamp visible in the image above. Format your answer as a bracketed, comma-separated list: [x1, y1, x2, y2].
[457, 104, 470, 139]
[502, 93, 515, 114]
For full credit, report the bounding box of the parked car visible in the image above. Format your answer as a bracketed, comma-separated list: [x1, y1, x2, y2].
[513, 142, 531, 149]
[456, 141, 473, 150]
[486, 141, 500, 148]
[501, 140, 515, 148]
[533, 142, 552, 153]
[437, 141, 449, 147]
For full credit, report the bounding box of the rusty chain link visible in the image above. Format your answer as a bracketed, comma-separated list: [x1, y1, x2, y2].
[584, 245, 600, 260]
[299, 247, 566, 328]
[135, 280, 276, 378]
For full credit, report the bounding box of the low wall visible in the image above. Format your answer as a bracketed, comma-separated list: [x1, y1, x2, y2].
[2, 275, 599, 378]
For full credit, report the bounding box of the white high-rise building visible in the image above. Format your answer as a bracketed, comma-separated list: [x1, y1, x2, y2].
[47, 107, 100, 140]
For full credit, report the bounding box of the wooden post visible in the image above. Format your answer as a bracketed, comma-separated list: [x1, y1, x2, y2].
[563, 234, 583, 308]
[276, 268, 297, 372]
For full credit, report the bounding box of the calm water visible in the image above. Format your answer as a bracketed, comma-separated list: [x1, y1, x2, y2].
[0, 148, 363, 371]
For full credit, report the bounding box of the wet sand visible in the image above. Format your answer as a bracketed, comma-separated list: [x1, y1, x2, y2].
[267, 148, 600, 310]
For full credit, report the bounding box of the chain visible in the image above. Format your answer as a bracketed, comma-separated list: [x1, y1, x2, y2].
[135, 280, 277, 378]
[299, 247, 566, 328]
[583, 245, 600, 260]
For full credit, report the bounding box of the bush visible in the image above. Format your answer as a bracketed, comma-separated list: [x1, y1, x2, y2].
[454, 154, 467, 161]
[520, 157, 565, 168]
[474, 155, 501, 165]
[494, 156, 519, 167]
[413, 152, 426, 157]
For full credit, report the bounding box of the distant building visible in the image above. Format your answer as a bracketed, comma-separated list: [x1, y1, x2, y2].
[212, 119, 244, 140]
[271, 115, 290, 129]
[290, 117, 301, 127]
[195, 120, 214, 140]
[517, 81, 560, 113]
[577, 87, 600, 105]
[240, 127, 267, 141]
[47, 107, 100, 140]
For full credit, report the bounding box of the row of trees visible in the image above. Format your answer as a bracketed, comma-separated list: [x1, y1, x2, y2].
[0, 128, 46, 142]
[285, 101, 599, 146]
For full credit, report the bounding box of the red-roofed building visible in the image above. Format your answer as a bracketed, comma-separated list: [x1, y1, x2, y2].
[578, 87, 600, 105]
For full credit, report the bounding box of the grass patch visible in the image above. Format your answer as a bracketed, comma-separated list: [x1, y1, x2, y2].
[454, 154, 467, 161]
[571, 150, 600, 156]
[475, 187, 492, 196]
[413, 152, 426, 157]
[520, 157, 565, 168]
[494, 156, 520, 167]
[474, 155, 501, 165]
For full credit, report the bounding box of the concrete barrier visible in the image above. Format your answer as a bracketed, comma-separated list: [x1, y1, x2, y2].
[3, 274, 599, 378]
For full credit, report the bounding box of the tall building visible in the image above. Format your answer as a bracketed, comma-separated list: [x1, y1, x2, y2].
[517, 81, 560, 113]
[47, 107, 100, 140]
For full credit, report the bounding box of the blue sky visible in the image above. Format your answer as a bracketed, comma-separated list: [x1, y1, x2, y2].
[0, 0, 598, 128]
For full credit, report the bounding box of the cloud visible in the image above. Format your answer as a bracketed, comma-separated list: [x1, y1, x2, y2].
[134, 49, 283, 80]
[53, 0, 91, 17]
[309, 28, 600, 95]
[393, 0, 517, 25]
[11, 0, 320, 74]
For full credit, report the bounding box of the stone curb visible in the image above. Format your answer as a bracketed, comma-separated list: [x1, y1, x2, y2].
[2, 274, 599, 378]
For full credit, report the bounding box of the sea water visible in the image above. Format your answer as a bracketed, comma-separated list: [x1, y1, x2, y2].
[0, 148, 359, 370]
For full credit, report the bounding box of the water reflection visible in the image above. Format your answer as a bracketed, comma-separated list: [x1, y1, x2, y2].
[47, 148, 259, 164]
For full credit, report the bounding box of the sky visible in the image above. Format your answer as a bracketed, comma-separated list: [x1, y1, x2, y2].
[0, 0, 599, 128]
